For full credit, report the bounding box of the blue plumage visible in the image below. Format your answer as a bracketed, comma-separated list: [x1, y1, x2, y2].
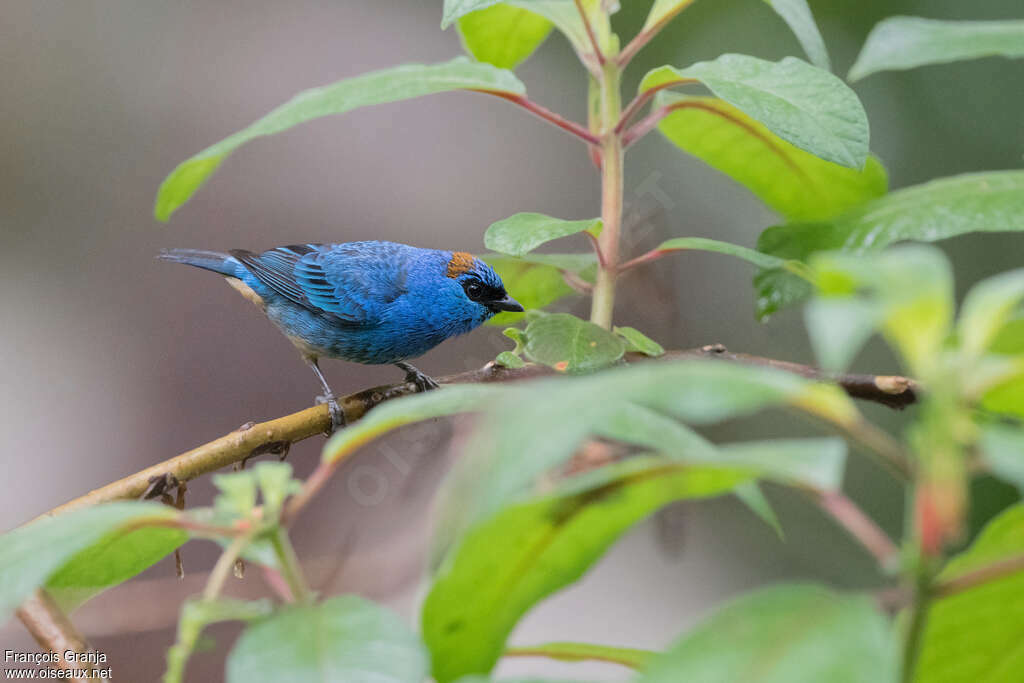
[159, 240, 522, 428]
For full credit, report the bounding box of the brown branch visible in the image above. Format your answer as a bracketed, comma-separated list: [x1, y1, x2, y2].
[476, 91, 601, 145]
[16, 590, 110, 683]
[30, 346, 919, 525]
[15, 345, 919, 657]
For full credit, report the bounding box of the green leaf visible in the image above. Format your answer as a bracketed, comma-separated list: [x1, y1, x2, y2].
[642, 0, 698, 32]
[47, 525, 186, 614]
[424, 456, 754, 682]
[457, 5, 553, 70]
[991, 317, 1024, 355]
[980, 425, 1024, 494]
[595, 403, 846, 490]
[850, 17, 1024, 81]
[505, 641, 653, 669]
[614, 326, 665, 356]
[495, 351, 526, 368]
[165, 598, 274, 683]
[655, 95, 886, 222]
[650, 235, 810, 271]
[811, 246, 953, 375]
[0, 502, 181, 621]
[321, 383, 507, 465]
[523, 313, 626, 373]
[226, 595, 428, 683]
[764, 0, 831, 71]
[734, 482, 784, 537]
[484, 213, 601, 257]
[757, 170, 1024, 317]
[915, 504, 1024, 683]
[432, 360, 859, 563]
[442, 1, 613, 56]
[638, 584, 897, 683]
[642, 55, 869, 168]
[155, 58, 525, 221]
[804, 298, 880, 372]
[958, 269, 1024, 357]
[481, 253, 595, 326]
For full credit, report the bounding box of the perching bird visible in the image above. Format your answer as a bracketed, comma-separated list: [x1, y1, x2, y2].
[159, 241, 523, 430]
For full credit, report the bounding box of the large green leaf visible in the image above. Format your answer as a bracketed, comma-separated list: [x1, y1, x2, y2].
[641, 55, 869, 168]
[484, 213, 601, 257]
[979, 425, 1024, 495]
[434, 360, 859, 559]
[321, 383, 508, 465]
[47, 525, 186, 613]
[850, 17, 1024, 81]
[523, 312, 626, 373]
[655, 95, 886, 222]
[639, 584, 897, 682]
[915, 504, 1024, 682]
[764, 0, 831, 71]
[481, 253, 594, 326]
[154, 58, 525, 221]
[958, 269, 1024, 357]
[457, 5, 554, 70]
[442, 1, 613, 56]
[0, 502, 182, 621]
[226, 595, 428, 683]
[810, 246, 953, 375]
[756, 170, 1024, 318]
[424, 457, 754, 682]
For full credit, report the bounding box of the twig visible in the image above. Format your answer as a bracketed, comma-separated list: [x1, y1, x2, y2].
[932, 551, 1024, 599]
[574, 0, 605, 66]
[16, 590, 109, 683]
[617, 0, 697, 67]
[614, 79, 698, 135]
[477, 91, 600, 145]
[816, 491, 900, 571]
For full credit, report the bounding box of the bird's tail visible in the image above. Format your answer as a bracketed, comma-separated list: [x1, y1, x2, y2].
[158, 248, 238, 277]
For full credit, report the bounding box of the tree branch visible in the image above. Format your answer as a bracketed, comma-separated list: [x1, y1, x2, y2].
[16, 590, 109, 683]
[29, 345, 919, 524]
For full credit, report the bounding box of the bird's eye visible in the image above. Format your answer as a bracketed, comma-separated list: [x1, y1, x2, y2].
[464, 281, 484, 301]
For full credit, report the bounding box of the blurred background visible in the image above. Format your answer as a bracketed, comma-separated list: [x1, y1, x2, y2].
[2, 0, 1021, 680]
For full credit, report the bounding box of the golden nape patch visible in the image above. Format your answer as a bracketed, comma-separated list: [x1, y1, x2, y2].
[226, 276, 267, 309]
[446, 251, 475, 279]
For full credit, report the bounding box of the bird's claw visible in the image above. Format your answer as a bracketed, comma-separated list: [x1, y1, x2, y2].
[316, 394, 346, 434]
[404, 369, 440, 392]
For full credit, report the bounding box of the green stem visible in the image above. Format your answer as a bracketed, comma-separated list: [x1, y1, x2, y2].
[202, 532, 252, 602]
[590, 61, 624, 329]
[270, 527, 313, 604]
[901, 561, 934, 682]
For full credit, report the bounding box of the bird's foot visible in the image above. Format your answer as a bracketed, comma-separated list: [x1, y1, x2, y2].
[316, 393, 347, 434]
[403, 368, 440, 392]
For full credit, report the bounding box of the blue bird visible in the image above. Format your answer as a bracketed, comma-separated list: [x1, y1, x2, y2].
[159, 241, 523, 430]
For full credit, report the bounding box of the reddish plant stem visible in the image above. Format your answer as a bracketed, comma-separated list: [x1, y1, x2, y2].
[932, 552, 1024, 599]
[816, 490, 901, 570]
[614, 79, 697, 135]
[574, 0, 605, 66]
[479, 91, 600, 145]
[617, 1, 697, 68]
[584, 230, 607, 268]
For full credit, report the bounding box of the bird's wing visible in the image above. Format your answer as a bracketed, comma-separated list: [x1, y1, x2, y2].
[231, 244, 409, 324]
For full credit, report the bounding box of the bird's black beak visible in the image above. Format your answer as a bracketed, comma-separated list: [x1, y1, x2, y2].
[488, 295, 524, 313]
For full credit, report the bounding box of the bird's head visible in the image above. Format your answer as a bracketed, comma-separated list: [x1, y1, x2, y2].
[444, 251, 523, 322]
